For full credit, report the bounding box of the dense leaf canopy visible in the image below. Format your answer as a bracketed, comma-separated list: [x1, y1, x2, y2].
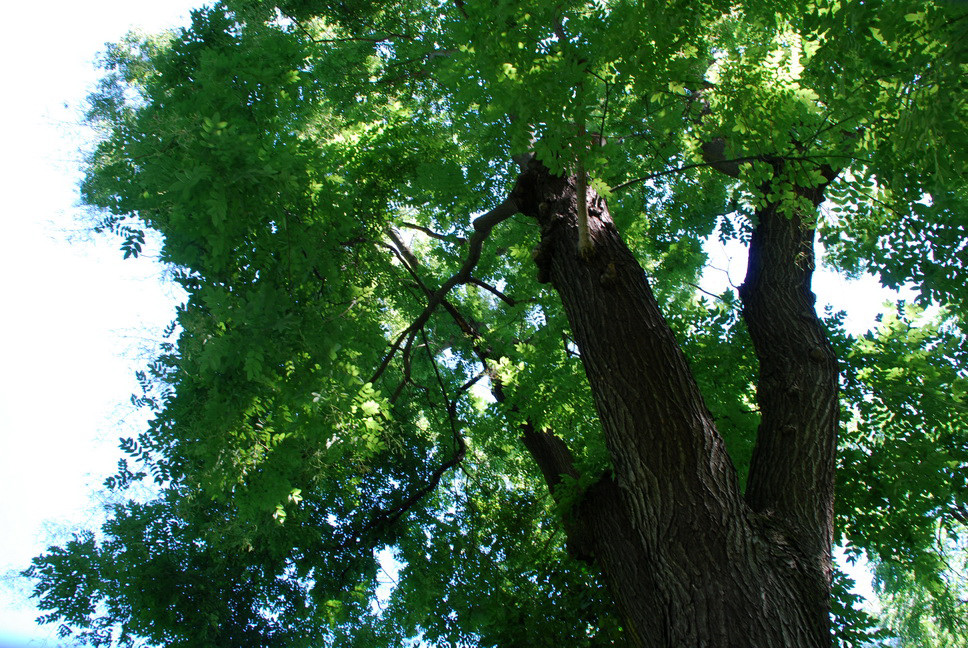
[26, 0, 967, 646]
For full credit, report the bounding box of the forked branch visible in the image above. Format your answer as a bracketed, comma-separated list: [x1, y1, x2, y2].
[370, 195, 520, 384]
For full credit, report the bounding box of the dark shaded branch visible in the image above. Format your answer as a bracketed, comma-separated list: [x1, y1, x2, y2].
[519, 423, 579, 492]
[341, 348, 483, 556]
[370, 196, 520, 384]
[387, 224, 588, 549]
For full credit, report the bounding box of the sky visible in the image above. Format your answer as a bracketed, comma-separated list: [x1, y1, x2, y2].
[0, 2, 206, 645]
[0, 2, 893, 646]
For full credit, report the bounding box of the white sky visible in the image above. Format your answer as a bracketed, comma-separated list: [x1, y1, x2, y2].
[0, 2, 204, 645]
[0, 2, 891, 645]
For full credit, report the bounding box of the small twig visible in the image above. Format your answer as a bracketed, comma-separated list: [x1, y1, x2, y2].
[325, 298, 360, 321]
[687, 282, 739, 307]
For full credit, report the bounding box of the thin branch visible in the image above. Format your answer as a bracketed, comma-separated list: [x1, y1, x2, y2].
[385, 230, 485, 346]
[611, 156, 766, 192]
[352, 442, 464, 550]
[391, 332, 417, 403]
[561, 332, 580, 358]
[399, 221, 467, 243]
[281, 10, 413, 44]
[420, 328, 459, 451]
[313, 34, 411, 44]
[388, 222, 588, 558]
[468, 277, 518, 306]
[598, 74, 611, 146]
[383, 234, 421, 276]
[553, 11, 568, 43]
[324, 298, 360, 321]
[612, 153, 863, 192]
[336, 374, 484, 558]
[385, 49, 456, 70]
[454, 370, 486, 402]
[283, 210, 293, 292]
[359, 339, 484, 540]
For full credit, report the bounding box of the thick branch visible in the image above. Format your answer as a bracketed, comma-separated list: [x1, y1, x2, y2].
[511, 164, 744, 527]
[740, 165, 840, 588]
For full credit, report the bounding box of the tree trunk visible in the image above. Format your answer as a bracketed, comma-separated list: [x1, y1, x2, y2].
[511, 162, 838, 647]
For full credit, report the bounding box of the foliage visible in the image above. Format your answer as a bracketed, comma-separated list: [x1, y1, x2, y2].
[25, 0, 968, 646]
[836, 305, 968, 643]
[874, 525, 968, 648]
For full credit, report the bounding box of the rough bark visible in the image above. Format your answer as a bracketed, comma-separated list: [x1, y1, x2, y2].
[511, 161, 839, 647]
[738, 168, 840, 637]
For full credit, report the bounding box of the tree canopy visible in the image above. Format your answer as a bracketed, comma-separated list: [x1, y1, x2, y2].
[26, 0, 967, 646]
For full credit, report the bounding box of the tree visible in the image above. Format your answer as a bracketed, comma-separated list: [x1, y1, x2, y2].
[26, 1, 967, 646]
